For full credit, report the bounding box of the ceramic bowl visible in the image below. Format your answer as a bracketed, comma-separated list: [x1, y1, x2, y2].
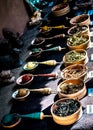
[16, 74, 34, 86]
[1, 113, 21, 128]
[67, 34, 90, 50]
[61, 64, 88, 81]
[57, 78, 87, 99]
[51, 98, 82, 125]
[29, 48, 42, 59]
[30, 37, 45, 47]
[51, 3, 70, 17]
[39, 27, 52, 36]
[23, 62, 38, 71]
[63, 49, 87, 66]
[12, 88, 30, 101]
[70, 14, 90, 26]
[68, 25, 90, 36]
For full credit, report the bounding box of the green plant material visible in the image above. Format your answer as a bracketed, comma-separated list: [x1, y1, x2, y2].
[69, 25, 88, 35]
[53, 99, 80, 117]
[62, 65, 86, 79]
[60, 82, 83, 94]
[67, 34, 88, 46]
[65, 50, 86, 62]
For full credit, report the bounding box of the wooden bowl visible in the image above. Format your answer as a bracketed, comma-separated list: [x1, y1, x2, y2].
[51, 98, 82, 125]
[61, 64, 88, 81]
[16, 74, 34, 86]
[51, 3, 70, 17]
[70, 14, 90, 26]
[57, 78, 87, 99]
[67, 34, 90, 50]
[63, 49, 87, 66]
[68, 25, 90, 36]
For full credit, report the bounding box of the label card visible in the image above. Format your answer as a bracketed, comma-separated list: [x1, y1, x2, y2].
[91, 54, 93, 61]
[89, 42, 93, 48]
[88, 71, 93, 78]
[88, 88, 93, 96]
[86, 105, 93, 114]
[90, 32, 93, 37]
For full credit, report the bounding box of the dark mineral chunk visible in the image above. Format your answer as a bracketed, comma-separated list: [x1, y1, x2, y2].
[2, 28, 24, 48]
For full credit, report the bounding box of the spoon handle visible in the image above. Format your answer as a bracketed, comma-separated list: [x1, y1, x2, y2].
[39, 60, 56, 66]
[39, 60, 59, 66]
[40, 25, 68, 30]
[49, 25, 69, 29]
[31, 60, 58, 66]
[30, 46, 65, 54]
[33, 72, 58, 78]
[45, 34, 66, 40]
[29, 88, 52, 94]
[20, 112, 52, 120]
[42, 46, 65, 52]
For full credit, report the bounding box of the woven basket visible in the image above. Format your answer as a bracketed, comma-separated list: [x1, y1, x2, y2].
[61, 64, 88, 81]
[51, 3, 70, 17]
[70, 14, 90, 26]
